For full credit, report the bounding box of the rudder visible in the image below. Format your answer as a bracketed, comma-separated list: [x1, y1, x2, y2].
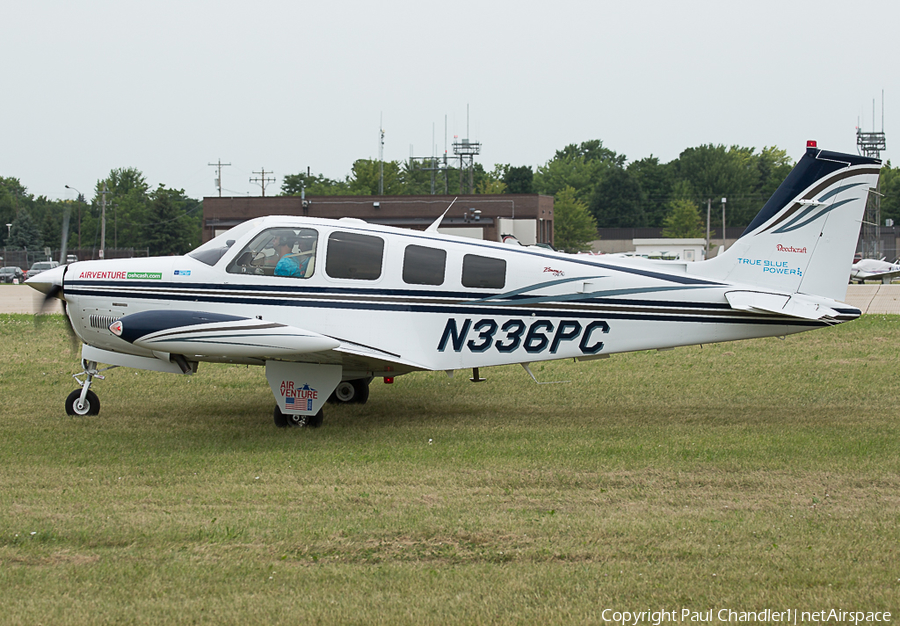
[694, 143, 881, 302]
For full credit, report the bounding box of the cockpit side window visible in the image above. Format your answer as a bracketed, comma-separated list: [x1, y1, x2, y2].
[226, 227, 318, 278]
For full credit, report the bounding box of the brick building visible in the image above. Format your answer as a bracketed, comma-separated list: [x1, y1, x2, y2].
[202, 194, 554, 246]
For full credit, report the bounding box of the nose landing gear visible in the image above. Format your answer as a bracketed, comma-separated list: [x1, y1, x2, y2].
[65, 359, 117, 416]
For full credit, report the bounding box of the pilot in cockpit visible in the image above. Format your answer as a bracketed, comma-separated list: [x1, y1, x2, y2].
[274, 235, 312, 278]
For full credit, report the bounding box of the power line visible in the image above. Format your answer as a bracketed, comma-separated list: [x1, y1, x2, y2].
[250, 168, 276, 197]
[208, 159, 231, 197]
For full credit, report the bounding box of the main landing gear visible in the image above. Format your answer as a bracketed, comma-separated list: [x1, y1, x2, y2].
[273, 377, 371, 428]
[65, 359, 116, 416]
[273, 405, 324, 428]
[327, 378, 371, 405]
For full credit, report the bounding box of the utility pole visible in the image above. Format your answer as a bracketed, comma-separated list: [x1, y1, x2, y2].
[208, 159, 231, 197]
[706, 198, 711, 258]
[100, 182, 109, 259]
[379, 115, 385, 195]
[721, 197, 727, 250]
[250, 168, 275, 197]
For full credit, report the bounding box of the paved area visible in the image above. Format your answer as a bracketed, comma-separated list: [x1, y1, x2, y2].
[0, 285, 64, 314]
[3, 284, 900, 315]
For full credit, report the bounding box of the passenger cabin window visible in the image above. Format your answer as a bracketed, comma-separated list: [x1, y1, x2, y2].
[462, 254, 506, 289]
[226, 227, 318, 278]
[403, 245, 446, 285]
[326, 231, 384, 280]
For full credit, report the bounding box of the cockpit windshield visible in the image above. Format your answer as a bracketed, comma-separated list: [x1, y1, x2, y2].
[187, 220, 260, 266]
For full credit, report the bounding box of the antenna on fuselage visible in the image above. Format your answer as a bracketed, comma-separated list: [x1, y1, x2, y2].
[425, 196, 458, 233]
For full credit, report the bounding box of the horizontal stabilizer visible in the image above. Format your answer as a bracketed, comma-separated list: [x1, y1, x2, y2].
[725, 290, 842, 320]
[110, 310, 340, 358]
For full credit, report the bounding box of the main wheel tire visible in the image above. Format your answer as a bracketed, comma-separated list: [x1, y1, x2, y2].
[65, 389, 100, 416]
[273, 405, 289, 428]
[328, 381, 356, 403]
[350, 378, 370, 404]
[328, 379, 371, 404]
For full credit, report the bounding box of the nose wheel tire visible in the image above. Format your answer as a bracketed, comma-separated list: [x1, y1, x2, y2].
[65, 389, 100, 416]
[274, 405, 324, 428]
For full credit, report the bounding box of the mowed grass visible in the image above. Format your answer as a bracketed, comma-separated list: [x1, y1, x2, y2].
[1, 313, 899, 624]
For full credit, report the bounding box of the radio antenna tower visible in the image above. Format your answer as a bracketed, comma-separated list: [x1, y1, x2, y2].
[857, 91, 887, 259]
[452, 105, 481, 194]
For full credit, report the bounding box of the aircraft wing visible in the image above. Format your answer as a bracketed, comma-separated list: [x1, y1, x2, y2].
[108, 309, 429, 375]
[851, 268, 900, 282]
[110, 310, 340, 358]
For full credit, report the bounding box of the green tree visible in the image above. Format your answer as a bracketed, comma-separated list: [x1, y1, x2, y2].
[627, 156, 674, 227]
[348, 159, 404, 195]
[476, 164, 507, 194]
[674, 145, 759, 227]
[755, 146, 794, 201]
[553, 186, 597, 253]
[145, 186, 199, 256]
[533, 140, 624, 203]
[91, 168, 151, 250]
[8, 210, 43, 250]
[879, 161, 900, 226]
[588, 168, 646, 227]
[503, 165, 534, 194]
[0, 177, 31, 247]
[662, 198, 705, 238]
[281, 172, 350, 196]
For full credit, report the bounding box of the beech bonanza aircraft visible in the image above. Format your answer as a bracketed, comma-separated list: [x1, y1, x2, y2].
[28, 142, 880, 428]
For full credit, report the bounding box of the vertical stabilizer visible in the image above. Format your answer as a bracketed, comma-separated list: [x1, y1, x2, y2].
[693, 144, 881, 301]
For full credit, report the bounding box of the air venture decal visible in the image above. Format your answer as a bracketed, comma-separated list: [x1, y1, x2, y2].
[281, 380, 317, 412]
[737, 257, 803, 276]
[173, 270, 192, 276]
[77, 271, 163, 280]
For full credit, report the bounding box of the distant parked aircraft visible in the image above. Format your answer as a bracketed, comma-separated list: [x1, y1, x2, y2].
[849, 258, 900, 284]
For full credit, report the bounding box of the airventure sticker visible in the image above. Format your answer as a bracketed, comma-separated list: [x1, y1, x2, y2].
[78, 270, 163, 279]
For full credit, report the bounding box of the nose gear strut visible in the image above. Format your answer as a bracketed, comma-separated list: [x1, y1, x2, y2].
[65, 359, 118, 416]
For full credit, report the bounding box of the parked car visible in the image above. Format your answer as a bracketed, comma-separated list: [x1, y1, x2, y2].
[0, 266, 26, 283]
[25, 260, 60, 280]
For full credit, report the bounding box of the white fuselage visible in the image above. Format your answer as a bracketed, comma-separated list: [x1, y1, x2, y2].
[59, 216, 841, 379]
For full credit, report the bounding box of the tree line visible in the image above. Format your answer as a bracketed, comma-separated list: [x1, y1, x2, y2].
[4, 141, 899, 257]
[1, 169, 202, 259]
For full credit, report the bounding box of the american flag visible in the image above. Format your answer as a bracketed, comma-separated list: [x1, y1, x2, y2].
[285, 397, 313, 411]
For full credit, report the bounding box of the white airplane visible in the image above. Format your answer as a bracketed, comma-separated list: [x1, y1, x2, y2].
[28, 142, 880, 428]
[849, 257, 900, 284]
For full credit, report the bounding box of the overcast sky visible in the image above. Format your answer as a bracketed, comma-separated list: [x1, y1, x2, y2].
[3, 0, 897, 202]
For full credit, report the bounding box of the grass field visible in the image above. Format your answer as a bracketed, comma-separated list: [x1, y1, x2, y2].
[1, 313, 899, 625]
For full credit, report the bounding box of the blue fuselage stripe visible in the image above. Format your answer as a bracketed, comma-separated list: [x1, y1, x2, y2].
[65, 284, 827, 328]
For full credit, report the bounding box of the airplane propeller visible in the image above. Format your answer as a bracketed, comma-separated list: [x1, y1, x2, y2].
[34, 265, 78, 352]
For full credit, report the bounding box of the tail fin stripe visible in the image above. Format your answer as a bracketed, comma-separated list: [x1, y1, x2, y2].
[772, 198, 854, 234]
[818, 182, 866, 202]
[746, 165, 880, 237]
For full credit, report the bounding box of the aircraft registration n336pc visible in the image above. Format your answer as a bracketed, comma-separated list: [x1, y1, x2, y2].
[29, 142, 881, 427]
